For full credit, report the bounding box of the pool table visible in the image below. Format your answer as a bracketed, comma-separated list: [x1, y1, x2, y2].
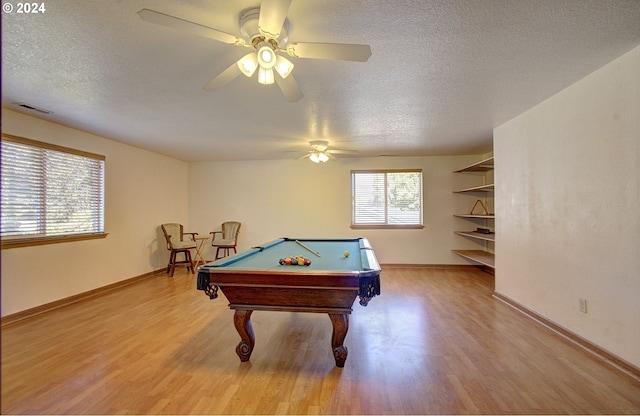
[197, 237, 381, 367]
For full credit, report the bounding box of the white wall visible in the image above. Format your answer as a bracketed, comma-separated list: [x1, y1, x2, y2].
[189, 155, 487, 265]
[494, 45, 640, 367]
[1, 109, 190, 316]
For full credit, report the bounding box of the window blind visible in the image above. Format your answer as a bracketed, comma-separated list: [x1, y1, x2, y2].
[352, 172, 386, 224]
[1, 136, 105, 239]
[351, 170, 423, 227]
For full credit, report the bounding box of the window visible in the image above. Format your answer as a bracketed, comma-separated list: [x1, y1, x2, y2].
[1, 134, 106, 248]
[351, 169, 423, 228]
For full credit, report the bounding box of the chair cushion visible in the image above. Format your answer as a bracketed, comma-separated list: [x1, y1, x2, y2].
[163, 224, 181, 238]
[173, 240, 196, 249]
[212, 238, 235, 247]
[223, 222, 240, 238]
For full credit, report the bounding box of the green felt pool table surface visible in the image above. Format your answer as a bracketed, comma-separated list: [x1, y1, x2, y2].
[204, 237, 371, 272]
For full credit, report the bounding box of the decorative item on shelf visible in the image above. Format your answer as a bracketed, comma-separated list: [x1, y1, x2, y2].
[470, 199, 489, 215]
[476, 227, 493, 234]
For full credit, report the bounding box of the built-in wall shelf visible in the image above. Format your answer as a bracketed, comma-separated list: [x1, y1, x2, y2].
[454, 231, 495, 242]
[451, 250, 495, 269]
[453, 157, 494, 173]
[454, 214, 495, 219]
[453, 155, 495, 271]
[454, 183, 494, 193]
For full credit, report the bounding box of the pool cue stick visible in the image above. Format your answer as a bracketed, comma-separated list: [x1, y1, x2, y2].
[295, 240, 321, 257]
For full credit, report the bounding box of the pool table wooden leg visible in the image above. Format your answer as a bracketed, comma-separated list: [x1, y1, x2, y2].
[329, 313, 349, 367]
[233, 309, 255, 362]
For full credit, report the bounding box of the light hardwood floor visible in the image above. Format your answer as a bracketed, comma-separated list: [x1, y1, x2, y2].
[2, 266, 639, 414]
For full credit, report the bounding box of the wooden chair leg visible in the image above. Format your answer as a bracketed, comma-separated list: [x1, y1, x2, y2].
[215, 247, 236, 260]
[186, 250, 194, 274]
[168, 251, 176, 277]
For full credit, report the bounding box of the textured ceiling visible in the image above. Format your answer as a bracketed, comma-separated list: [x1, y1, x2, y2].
[2, 0, 640, 162]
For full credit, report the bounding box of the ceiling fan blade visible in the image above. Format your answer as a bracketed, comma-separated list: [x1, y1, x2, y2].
[258, 0, 291, 39]
[138, 9, 246, 46]
[286, 42, 372, 62]
[203, 63, 242, 91]
[328, 149, 357, 155]
[275, 73, 303, 103]
[295, 152, 311, 160]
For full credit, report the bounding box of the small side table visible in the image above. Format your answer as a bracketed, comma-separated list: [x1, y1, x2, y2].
[193, 236, 210, 268]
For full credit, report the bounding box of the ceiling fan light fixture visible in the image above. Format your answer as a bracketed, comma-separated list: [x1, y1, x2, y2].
[258, 67, 275, 85]
[309, 151, 329, 163]
[274, 55, 294, 79]
[256, 42, 276, 69]
[237, 53, 259, 77]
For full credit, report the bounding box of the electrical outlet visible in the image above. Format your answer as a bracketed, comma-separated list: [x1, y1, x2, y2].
[579, 298, 588, 313]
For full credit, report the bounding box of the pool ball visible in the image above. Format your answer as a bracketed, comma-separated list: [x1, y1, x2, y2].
[344, 251, 350, 257]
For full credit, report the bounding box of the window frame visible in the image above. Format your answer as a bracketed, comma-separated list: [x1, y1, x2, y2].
[1, 134, 108, 249]
[350, 169, 424, 230]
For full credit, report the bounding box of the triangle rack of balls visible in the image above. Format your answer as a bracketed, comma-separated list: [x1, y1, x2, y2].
[279, 255, 311, 266]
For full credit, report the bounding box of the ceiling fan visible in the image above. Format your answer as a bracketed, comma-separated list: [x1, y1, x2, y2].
[296, 140, 356, 163]
[137, 0, 372, 103]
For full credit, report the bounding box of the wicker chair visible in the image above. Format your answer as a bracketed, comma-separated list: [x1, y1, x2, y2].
[161, 223, 197, 276]
[210, 221, 241, 259]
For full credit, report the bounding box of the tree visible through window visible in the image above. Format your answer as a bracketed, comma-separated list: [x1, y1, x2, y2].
[1, 134, 105, 245]
[351, 169, 423, 227]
